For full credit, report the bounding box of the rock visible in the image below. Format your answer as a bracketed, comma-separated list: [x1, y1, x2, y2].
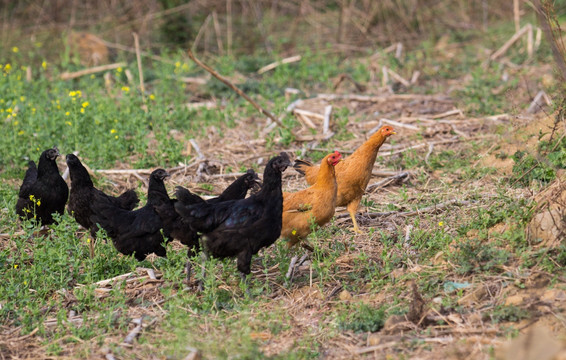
[541, 289, 566, 303]
[496, 325, 561, 360]
[505, 294, 527, 306]
[339, 290, 352, 301]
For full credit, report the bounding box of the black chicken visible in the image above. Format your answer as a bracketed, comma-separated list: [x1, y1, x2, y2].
[16, 147, 69, 225]
[90, 169, 170, 261]
[153, 169, 260, 275]
[66, 154, 139, 237]
[174, 153, 291, 284]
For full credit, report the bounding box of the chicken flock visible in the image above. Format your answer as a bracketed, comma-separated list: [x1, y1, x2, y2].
[15, 126, 395, 285]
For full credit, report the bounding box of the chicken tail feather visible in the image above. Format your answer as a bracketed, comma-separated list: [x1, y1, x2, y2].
[293, 159, 313, 176]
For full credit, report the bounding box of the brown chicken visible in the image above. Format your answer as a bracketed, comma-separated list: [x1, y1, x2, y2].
[294, 126, 395, 233]
[282, 151, 343, 247]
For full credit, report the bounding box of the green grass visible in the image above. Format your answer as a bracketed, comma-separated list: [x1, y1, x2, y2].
[1, 18, 565, 358]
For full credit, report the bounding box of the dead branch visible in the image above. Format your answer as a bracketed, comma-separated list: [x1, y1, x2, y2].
[367, 171, 411, 192]
[187, 49, 287, 130]
[258, 55, 302, 74]
[380, 118, 420, 131]
[122, 318, 143, 345]
[60, 62, 126, 80]
[316, 93, 452, 103]
[336, 199, 473, 220]
[490, 24, 532, 61]
[323, 105, 332, 134]
[132, 32, 145, 101]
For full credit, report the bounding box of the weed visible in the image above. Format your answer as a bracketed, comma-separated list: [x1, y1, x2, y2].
[337, 303, 386, 333]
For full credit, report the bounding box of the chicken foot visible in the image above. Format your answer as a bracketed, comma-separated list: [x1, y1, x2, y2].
[347, 197, 363, 234]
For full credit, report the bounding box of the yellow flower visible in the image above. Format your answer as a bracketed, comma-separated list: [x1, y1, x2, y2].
[32, 108, 36, 113]
[6, 108, 12, 113]
[90, 74, 95, 79]
[69, 91, 76, 97]
[115, 135, 118, 139]
[110, 129, 117, 134]
[12, 47, 18, 53]
[181, 63, 190, 71]
[24, 280, 28, 285]
[175, 61, 181, 68]
[80, 108, 85, 114]
[66, 121, 72, 126]
[57, 105, 61, 110]
[29, 195, 35, 201]
[13, 264, 18, 269]
[4, 64, 11, 72]
[42, 61, 47, 70]
[20, 96, 25, 102]
[35, 42, 42, 48]
[36, 200, 41, 206]
[149, 94, 155, 100]
[14, 121, 19, 126]
[82, 101, 89, 108]
[438, 221, 444, 227]
[292, 230, 297, 235]
[121, 86, 130, 93]
[86, 238, 91, 243]
[116, 67, 122, 73]
[18, 130, 24, 135]
[65, 111, 70, 116]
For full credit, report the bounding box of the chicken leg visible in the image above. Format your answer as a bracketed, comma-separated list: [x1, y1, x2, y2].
[347, 197, 363, 233]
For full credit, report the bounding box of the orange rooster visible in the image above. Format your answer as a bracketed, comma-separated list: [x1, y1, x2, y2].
[294, 125, 395, 233]
[282, 151, 343, 247]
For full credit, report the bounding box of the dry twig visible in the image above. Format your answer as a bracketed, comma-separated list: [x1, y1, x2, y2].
[187, 49, 288, 130]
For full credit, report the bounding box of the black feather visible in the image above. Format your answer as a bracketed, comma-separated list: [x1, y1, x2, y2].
[174, 153, 291, 276]
[66, 154, 139, 237]
[90, 169, 169, 261]
[16, 148, 69, 225]
[154, 170, 260, 258]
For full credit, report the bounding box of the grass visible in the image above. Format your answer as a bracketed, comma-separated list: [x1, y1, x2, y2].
[1, 18, 566, 359]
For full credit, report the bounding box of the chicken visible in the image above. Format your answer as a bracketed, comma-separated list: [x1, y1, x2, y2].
[153, 169, 260, 259]
[16, 147, 69, 225]
[66, 154, 139, 237]
[294, 125, 395, 233]
[281, 151, 342, 247]
[174, 153, 291, 282]
[90, 169, 170, 261]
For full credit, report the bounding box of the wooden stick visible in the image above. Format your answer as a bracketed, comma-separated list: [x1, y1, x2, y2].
[168, 76, 208, 84]
[366, 171, 410, 192]
[323, 105, 332, 134]
[381, 66, 389, 87]
[514, 0, 520, 32]
[336, 199, 473, 220]
[188, 139, 204, 159]
[293, 108, 324, 120]
[226, 0, 233, 56]
[212, 11, 224, 55]
[387, 67, 410, 87]
[432, 109, 463, 119]
[60, 62, 126, 80]
[132, 33, 145, 101]
[122, 318, 143, 345]
[257, 55, 302, 74]
[527, 24, 534, 58]
[490, 24, 531, 60]
[410, 70, 420, 85]
[380, 118, 419, 131]
[187, 49, 287, 129]
[296, 113, 316, 129]
[316, 93, 452, 103]
[192, 14, 212, 52]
